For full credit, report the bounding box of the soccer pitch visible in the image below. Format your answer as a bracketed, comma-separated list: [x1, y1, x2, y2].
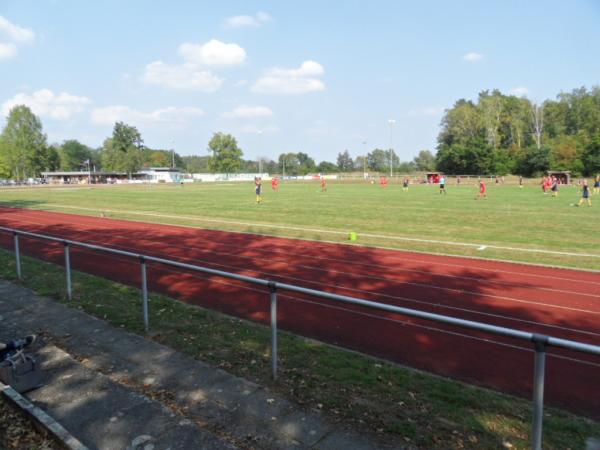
[0, 181, 598, 270]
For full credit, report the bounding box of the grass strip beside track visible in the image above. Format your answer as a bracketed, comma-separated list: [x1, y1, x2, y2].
[0, 249, 598, 449]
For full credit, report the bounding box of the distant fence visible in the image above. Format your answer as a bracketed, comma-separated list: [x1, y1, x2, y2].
[1, 225, 598, 450]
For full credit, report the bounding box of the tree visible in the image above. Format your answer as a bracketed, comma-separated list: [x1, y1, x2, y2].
[278, 153, 300, 176]
[397, 161, 416, 173]
[44, 145, 60, 172]
[265, 159, 279, 174]
[336, 150, 354, 172]
[58, 140, 92, 171]
[354, 155, 368, 172]
[100, 122, 145, 174]
[181, 155, 210, 173]
[144, 149, 183, 168]
[437, 99, 483, 148]
[530, 102, 544, 150]
[149, 151, 170, 167]
[240, 159, 259, 172]
[0, 105, 48, 179]
[367, 149, 399, 172]
[0, 142, 12, 178]
[517, 146, 551, 177]
[412, 150, 436, 171]
[435, 86, 600, 176]
[436, 138, 494, 174]
[503, 96, 531, 149]
[550, 136, 581, 171]
[582, 132, 600, 175]
[479, 90, 503, 148]
[207, 133, 243, 173]
[367, 149, 388, 172]
[317, 161, 338, 173]
[297, 152, 316, 174]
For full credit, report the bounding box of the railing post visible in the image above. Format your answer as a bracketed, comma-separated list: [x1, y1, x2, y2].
[64, 242, 72, 301]
[140, 256, 149, 332]
[268, 281, 278, 380]
[13, 232, 21, 280]
[531, 334, 549, 450]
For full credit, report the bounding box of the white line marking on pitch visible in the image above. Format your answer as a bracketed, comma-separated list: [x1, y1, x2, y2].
[31, 203, 600, 259]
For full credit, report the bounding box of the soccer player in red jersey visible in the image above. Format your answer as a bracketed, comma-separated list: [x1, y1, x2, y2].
[477, 179, 487, 199]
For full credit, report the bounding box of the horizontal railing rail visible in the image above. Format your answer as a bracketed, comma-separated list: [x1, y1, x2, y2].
[0, 224, 598, 450]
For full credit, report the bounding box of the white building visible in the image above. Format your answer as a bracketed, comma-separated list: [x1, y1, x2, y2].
[191, 173, 270, 182]
[140, 167, 183, 183]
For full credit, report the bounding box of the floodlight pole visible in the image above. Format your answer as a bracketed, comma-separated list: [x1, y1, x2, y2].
[388, 119, 396, 178]
[362, 141, 367, 176]
[170, 139, 175, 169]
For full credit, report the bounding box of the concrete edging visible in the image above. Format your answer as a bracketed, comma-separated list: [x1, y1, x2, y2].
[0, 381, 88, 450]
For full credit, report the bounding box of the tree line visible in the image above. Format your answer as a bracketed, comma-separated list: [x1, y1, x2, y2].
[3, 86, 597, 180]
[435, 86, 600, 176]
[0, 104, 437, 179]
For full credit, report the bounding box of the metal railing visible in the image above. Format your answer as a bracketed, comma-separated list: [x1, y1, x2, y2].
[1, 225, 599, 450]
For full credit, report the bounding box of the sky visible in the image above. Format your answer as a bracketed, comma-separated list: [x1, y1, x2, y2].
[1, 0, 600, 163]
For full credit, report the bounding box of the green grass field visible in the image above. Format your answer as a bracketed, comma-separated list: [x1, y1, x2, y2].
[0, 180, 598, 270]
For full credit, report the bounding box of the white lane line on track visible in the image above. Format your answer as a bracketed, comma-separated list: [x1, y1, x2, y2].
[4, 205, 600, 289]
[32, 203, 600, 260]
[144, 255, 600, 338]
[121, 262, 600, 368]
[48, 211, 600, 296]
[46, 233, 600, 337]
[34, 217, 599, 300]
[8, 204, 600, 282]
[9, 214, 600, 317]
[5, 211, 600, 308]
[5, 221, 600, 367]
[4, 214, 600, 332]
[74, 231, 600, 300]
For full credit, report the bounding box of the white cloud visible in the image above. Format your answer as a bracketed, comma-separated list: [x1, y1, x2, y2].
[252, 60, 326, 94]
[225, 11, 272, 28]
[269, 60, 324, 77]
[178, 39, 246, 66]
[252, 77, 325, 94]
[91, 105, 204, 126]
[509, 86, 529, 96]
[240, 124, 278, 134]
[141, 39, 245, 92]
[234, 80, 248, 87]
[0, 16, 35, 44]
[1, 89, 90, 119]
[407, 106, 445, 117]
[0, 43, 17, 60]
[142, 61, 223, 92]
[463, 52, 484, 62]
[223, 105, 273, 119]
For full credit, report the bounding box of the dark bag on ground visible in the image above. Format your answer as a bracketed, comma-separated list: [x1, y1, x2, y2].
[0, 351, 43, 393]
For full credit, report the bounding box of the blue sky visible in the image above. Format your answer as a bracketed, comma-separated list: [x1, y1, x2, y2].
[1, 0, 599, 163]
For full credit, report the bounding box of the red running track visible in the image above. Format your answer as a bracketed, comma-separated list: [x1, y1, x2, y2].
[0, 207, 599, 418]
